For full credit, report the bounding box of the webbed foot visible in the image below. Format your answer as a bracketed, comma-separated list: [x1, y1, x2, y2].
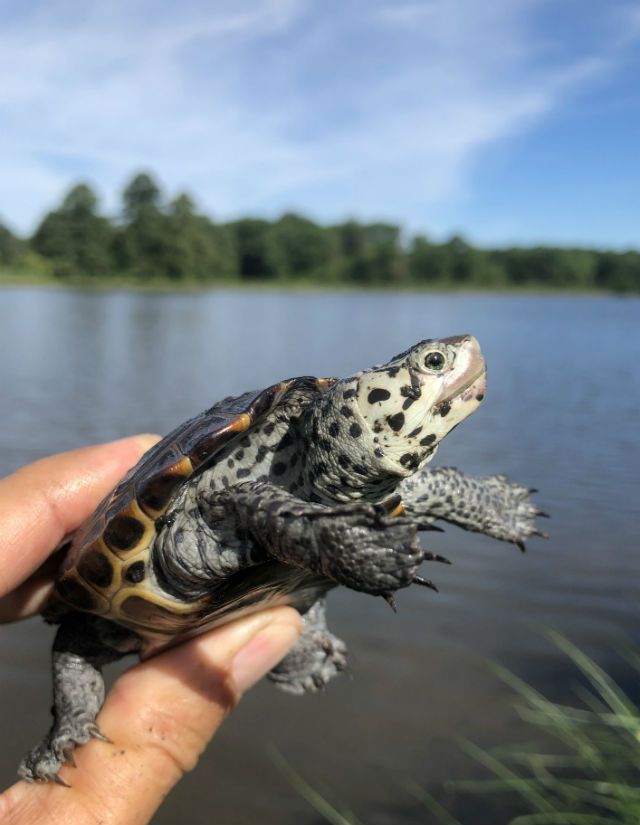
[475, 474, 548, 550]
[268, 598, 348, 693]
[398, 466, 548, 549]
[18, 720, 110, 785]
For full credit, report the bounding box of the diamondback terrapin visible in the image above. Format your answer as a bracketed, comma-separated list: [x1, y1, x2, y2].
[19, 334, 546, 784]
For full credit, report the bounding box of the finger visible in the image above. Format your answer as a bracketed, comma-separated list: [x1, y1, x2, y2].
[0, 435, 159, 607]
[0, 607, 302, 825]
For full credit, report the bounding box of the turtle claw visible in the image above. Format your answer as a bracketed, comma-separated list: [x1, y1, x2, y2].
[89, 726, 112, 744]
[413, 575, 439, 592]
[516, 540, 526, 553]
[424, 551, 452, 565]
[61, 742, 76, 768]
[52, 773, 71, 788]
[383, 593, 398, 612]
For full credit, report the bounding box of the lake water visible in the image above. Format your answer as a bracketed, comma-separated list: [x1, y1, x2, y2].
[0, 287, 638, 824]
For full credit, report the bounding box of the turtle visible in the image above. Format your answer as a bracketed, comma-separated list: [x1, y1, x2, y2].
[18, 334, 547, 784]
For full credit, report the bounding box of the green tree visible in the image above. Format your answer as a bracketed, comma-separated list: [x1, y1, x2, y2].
[162, 194, 237, 281]
[408, 235, 449, 284]
[31, 183, 113, 278]
[595, 250, 640, 292]
[333, 220, 403, 284]
[113, 172, 169, 279]
[122, 172, 161, 222]
[270, 213, 331, 279]
[0, 221, 24, 265]
[229, 218, 279, 280]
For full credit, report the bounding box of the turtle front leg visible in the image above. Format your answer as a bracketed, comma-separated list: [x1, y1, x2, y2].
[19, 613, 140, 785]
[206, 480, 423, 596]
[397, 466, 548, 550]
[268, 597, 347, 693]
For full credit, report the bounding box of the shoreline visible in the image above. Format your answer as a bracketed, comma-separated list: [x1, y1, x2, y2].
[0, 269, 631, 297]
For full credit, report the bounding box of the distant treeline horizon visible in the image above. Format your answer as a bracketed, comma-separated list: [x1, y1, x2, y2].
[1, 171, 638, 291]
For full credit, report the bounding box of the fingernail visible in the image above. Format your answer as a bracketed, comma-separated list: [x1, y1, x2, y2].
[231, 621, 301, 693]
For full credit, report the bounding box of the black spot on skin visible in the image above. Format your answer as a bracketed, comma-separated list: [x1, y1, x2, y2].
[349, 422, 362, 438]
[402, 397, 415, 410]
[367, 388, 391, 404]
[387, 412, 405, 432]
[272, 461, 287, 476]
[240, 435, 251, 447]
[125, 560, 146, 584]
[400, 452, 419, 468]
[386, 366, 400, 377]
[234, 449, 244, 461]
[314, 461, 328, 477]
[263, 422, 275, 436]
[328, 421, 340, 437]
[420, 433, 437, 446]
[337, 454, 351, 469]
[401, 385, 421, 400]
[352, 464, 368, 475]
[374, 446, 384, 458]
[227, 458, 235, 468]
[277, 432, 294, 450]
[476, 393, 485, 401]
[222, 475, 230, 486]
[439, 402, 451, 417]
[320, 438, 332, 452]
[343, 389, 357, 400]
[340, 405, 353, 418]
[236, 467, 251, 479]
[255, 445, 269, 464]
[373, 421, 383, 433]
[407, 426, 423, 439]
[289, 452, 299, 467]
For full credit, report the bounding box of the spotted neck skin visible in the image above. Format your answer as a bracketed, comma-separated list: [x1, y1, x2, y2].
[298, 335, 487, 504]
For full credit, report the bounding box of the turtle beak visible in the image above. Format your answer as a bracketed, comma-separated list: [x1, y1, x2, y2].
[436, 335, 486, 408]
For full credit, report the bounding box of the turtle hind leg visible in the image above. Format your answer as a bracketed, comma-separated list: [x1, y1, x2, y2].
[19, 612, 141, 785]
[268, 597, 347, 694]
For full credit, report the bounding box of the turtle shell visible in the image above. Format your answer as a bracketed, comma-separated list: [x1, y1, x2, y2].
[48, 376, 334, 635]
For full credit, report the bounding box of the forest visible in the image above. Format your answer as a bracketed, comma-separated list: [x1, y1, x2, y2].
[0, 171, 638, 291]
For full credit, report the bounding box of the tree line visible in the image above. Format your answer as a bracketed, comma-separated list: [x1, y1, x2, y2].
[1, 171, 638, 291]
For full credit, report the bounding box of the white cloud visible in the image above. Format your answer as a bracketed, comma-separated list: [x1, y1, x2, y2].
[0, 0, 636, 236]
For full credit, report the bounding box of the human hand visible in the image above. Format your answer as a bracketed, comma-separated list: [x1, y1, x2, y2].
[0, 437, 302, 825]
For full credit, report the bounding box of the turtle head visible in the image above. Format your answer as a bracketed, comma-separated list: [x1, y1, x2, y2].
[354, 335, 486, 473]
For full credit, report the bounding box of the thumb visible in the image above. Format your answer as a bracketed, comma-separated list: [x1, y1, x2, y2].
[1, 606, 302, 825]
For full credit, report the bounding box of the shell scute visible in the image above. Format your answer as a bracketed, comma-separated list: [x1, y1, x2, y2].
[136, 454, 194, 518]
[76, 542, 115, 589]
[52, 379, 313, 621]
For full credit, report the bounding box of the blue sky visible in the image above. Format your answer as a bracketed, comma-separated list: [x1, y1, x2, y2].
[1, 0, 639, 248]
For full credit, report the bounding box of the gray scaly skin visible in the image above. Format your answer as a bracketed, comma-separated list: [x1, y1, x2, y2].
[19, 334, 547, 784]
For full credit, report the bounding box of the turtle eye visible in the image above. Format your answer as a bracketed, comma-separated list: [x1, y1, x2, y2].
[424, 351, 446, 371]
